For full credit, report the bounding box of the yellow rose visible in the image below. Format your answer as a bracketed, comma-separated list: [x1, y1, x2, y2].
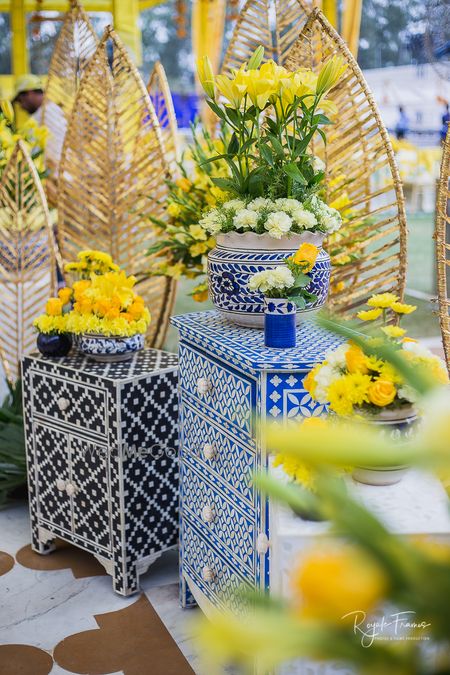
[345, 344, 368, 374]
[292, 544, 387, 622]
[357, 308, 382, 321]
[367, 379, 396, 407]
[293, 243, 319, 272]
[58, 287, 73, 305]
[367, 292, 399, 309]
[46, 298, 63, 316]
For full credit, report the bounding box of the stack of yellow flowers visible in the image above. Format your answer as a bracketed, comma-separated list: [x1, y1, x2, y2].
[34, 251, 151, 338]
[304, 293, 448, 417]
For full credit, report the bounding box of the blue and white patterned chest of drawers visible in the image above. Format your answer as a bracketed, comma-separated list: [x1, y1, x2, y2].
[171, 311, 343, 614]
[22, 348, 179, 596]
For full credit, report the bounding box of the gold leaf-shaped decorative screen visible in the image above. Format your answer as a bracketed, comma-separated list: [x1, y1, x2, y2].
[221, 0, 309, 73]
[41, 0, 98, 206]
[0, 141, 57, 384]
[284, 8, 407, 314]
[147, 61, 180, 173]
[57, 28, 175, 349]
[435, 127, 450, 372]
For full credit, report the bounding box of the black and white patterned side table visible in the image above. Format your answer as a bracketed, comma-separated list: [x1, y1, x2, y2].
[22, 349, 179, 596]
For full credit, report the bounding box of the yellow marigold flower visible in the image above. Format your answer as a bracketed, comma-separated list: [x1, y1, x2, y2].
[345, 344, 368, 374]
[367, 379, 396, 407]
[293, 243, 319, 272]
[367, 292, 399, 309]
[128, 301, 144, 320]
[190, 242, 208, 257]
[381, 325, 406, 339]
[73, 279, 91, 296]
[357, 308, 382, 321]
[192, 289, 209, 303]
[58, 287, 73, 305]
[303, 365, 320, 397]
[46, 298, 63, 316]
[105, 307, 120, 320]
[391, 301, 417, 315]
[292, 544, 388, 623]
[189, 224, 207, 241]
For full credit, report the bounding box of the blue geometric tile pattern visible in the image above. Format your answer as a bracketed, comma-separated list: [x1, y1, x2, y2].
[172, 311, 344, 371]
[173, 311, 344, 615]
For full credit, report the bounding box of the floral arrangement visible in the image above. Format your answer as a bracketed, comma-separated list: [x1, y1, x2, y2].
[146, 127, 230, 301]
[248, 242, 319, 308]
[199, 194, 342, 239]
[34, 251, 150, 338]
[0, 100, 48, 179]
[304, 293, 448, 416]
[197, 48, 346, 202]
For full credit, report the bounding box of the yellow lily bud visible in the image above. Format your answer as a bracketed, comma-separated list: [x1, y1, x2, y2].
[197, 56, 215, 100]
[247, 45, 264, 70]
[0, 100, 14, 125]
[316, 56, 347, 95]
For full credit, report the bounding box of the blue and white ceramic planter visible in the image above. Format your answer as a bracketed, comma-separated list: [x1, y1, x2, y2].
[207, 231, 331, 327]
[264, 298, 297, 349]
[352, 406, 417, 486]
[74, 333, 145, 362]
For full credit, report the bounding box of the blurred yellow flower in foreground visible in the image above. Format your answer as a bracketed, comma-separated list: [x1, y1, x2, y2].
[367, 292, 399, 308]
[357, 307, 382, 321]
[381, 325, 406, 339]
[292, 544, 388, 623]
[345, 344, 368, 374]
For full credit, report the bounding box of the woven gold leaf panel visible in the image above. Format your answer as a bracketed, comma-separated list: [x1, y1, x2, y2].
[41, 0, 98, 207]
[147, 61, 180, 174]
[435, 127, 450, 373]
[0, 141, 57, 384]
[284, 8, 408, 315]
[57, 28, 175, 349]
[221, 0, 310, 74]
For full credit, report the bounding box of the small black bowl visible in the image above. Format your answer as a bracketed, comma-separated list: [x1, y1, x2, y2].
[37, 333, 72, 357]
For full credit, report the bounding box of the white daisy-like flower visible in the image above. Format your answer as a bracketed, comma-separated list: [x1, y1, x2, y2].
[233, 208, 259, 230]
[264, 211, 292, 239]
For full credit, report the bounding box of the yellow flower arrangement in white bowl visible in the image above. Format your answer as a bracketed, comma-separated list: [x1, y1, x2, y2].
[34, 251, 151, 362]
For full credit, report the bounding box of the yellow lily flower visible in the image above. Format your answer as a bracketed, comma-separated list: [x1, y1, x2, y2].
[196, 55, 215, 100]
[215, 73, 247, 109]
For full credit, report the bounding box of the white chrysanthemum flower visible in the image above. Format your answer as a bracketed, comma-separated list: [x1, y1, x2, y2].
[222, 199, 246, 211]
[397, 384, 419, 404]
[233, 208, 259, 230]
[325, 343, 348, 369]
[274, 198, 302, 215]
[264, 211, 292, 239]
[270, 266, 295, 289]
[402, 341, 435, 360]
[248, 270, 272, 293]
[199, 211, 222, 235]
[247, 197, 273, 211]
[291, 208, 317, 230]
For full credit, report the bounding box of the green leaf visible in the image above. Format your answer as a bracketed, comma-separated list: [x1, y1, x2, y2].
[283, 163, 307, 185]
[206, 99, 227, 122]
[267, 134, 284, 158]
[292, 296, 306, 309]
[211, 177, 238, 191]
[227, 132, 239, 155]
[260, 143, 274, 167]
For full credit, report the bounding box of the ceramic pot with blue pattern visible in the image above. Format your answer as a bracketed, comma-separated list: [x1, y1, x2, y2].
[74, 333, 145, 362]
[207, 231, 331, 327]
[264, 298, 296, 349]
[352, 406, 417, 486]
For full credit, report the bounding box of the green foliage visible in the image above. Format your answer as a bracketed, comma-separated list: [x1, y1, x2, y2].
[0, 379, 26, 509]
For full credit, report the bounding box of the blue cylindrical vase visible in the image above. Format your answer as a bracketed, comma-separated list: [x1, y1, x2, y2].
[264, 299, 297, 348]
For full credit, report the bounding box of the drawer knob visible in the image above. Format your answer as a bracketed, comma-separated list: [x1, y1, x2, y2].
[202, 443, 216, 460]
[201, 504, 215, 523]
[256, 532, 270, 555]
[65, 482, 78, 497]
[55, 478, 66, 492]
[201, 565, 215, 582]
[196, 377, 212, 396]
[57, 397, 71, 412]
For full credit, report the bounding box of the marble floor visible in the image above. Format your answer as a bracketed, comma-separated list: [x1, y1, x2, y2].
[0, 502, 203, 675]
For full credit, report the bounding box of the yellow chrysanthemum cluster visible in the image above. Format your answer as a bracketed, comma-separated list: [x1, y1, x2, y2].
[0, 103, 48, 177]
[34, 252, 151, 337]
[357, 293, 416, 324]
[304, 339, 448, 417]
[65, 250, 120, 279]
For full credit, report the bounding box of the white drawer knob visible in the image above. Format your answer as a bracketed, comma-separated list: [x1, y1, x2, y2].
[202, 565, 215, 582]
[201, 505, 215, 523]
[202, 443, 216, 460]
[256, 532, 270, 555]
[57, 397, 70, 412]
[55, 478, 66, 492]
[65, 482, 78, 497]
[196, 377, 212, 395]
